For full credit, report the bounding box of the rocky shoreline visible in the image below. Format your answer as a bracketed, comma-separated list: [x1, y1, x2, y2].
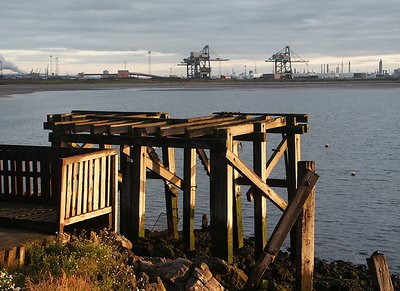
[85, 229, 399, 290]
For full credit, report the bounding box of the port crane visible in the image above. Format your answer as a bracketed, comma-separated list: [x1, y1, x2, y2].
[266, 46, 308, 79]
[180, 45, 228, 79]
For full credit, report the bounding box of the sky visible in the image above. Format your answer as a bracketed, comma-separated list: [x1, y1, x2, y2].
[1, 0, 399, 77]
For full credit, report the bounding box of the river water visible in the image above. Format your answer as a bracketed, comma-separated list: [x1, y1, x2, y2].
[0, 85, 399, 272]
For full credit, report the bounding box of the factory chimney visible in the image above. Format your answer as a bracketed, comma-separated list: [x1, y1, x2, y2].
[379, 59, 383, 75]
[348, 61, 351, 73]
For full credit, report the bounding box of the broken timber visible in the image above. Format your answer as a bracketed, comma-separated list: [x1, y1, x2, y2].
[45, 110, 314, 286]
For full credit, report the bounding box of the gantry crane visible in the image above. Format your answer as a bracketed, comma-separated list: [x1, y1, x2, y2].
[266, 46, 309, 79]
[180, 45, 228, 79]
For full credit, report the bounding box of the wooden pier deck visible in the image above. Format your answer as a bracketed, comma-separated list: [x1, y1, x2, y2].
[44, 110, 317, 289]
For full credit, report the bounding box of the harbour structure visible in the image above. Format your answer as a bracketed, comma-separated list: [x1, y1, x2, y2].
[179, 45, 228, 79]
[45, 110, 317, 289]
[266, 46, 309, 79]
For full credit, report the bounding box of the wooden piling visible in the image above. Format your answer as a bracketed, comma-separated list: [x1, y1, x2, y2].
[295, 161, 316, 291]
[162, 147, 179, 239]
[183, 148, 196, 250]
[253, 122, 267, 255]
[233, 141, 244, 249]
[244, 168, 319, 289]
[131, 144, 147, 239]
[367, 252, 394, 291]
[210, 129, 233, 263]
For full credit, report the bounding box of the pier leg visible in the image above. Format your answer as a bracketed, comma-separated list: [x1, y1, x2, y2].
[233, 141, 244, 249]
[119, 146, 132, 239]
[210, 131, 233, 263]
[183, 148, 196, 250]
[286, 117, 301, 259]
[131, 144, 147, 239]
[162, 147, 179, 239]
[296, 161, 315, 291]
[253, 123, 267, 256]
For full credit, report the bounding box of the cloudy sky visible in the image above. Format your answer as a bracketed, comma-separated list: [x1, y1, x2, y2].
[1, 0, 399, 76]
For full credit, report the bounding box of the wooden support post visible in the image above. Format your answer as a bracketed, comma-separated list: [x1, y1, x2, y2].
[296, 161, 316, 291]
[367, 252, 394, 291]
[131, 144, 147, 239]
[162, 147, 179, 239]
[244, 169, 319, 289]
[183, 148, 196, 250]
[233, 141, 244, 249]
[253, 123, 267, 255]
[286, 117, 301, 259]
[119, 146, 132, 239]
[210, 129, 234, 263]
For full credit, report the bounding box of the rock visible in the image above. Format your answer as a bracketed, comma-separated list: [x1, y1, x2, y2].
[150, 258, 192, 284]
[138, 257, 155, 273]
[193, 256, 230, 275]
[226, 265, 248, 290]
[114, 234, 133, 250]
[142, 277, 167, 291]
[186, 262, 225, 291]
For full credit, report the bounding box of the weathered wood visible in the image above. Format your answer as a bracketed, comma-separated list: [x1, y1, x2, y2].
[266, 138, 287, 178]
[210, 129, 234, 263]
[225, 149, 287, 211]
[159, 116, 238, 137]
[244, 169, 319, 289]
[131, 144, 147, 239]
[286, 116, 301, 260]
[145, 156, 182, 190]
[367, 252, 394, 291]
[119, 147, 132, 238]
[295, 161, 316, 291]
[196, 148, 211, 176]
[236, 177, 288, 188]
[183, 148, 196, 250]
[253, 122, 267, 255]
[162, 146, 180, 239]
[232, 141, 244, 249]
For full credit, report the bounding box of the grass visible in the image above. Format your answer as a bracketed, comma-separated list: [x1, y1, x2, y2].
[3, 230, 135, 290]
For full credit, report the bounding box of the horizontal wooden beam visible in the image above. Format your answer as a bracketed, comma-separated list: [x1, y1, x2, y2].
[49, 133, 226, 149]
[266, 124, 308, 134]
[235, 177, 288, 188]
[225, 149, 287, 211]
[212, 112, 308, 123]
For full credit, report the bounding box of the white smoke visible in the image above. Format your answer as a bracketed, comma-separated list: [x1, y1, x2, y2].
[0, 55, 25, 74]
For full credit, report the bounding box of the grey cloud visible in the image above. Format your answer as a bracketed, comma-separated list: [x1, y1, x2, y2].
[1, 0, 399, 67]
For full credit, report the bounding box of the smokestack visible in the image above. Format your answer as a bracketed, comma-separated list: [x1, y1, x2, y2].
[348, 61, 351, 73]
[0, 55, 25, 74]
[379, 59, 383, 74]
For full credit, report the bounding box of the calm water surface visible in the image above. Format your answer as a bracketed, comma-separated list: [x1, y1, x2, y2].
[0, 86, 399, 272]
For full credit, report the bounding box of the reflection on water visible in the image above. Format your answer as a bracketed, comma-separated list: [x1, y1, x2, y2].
[0, 86, 399, 272]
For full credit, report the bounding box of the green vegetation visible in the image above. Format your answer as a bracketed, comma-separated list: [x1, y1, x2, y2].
[4, 230, 135, 290]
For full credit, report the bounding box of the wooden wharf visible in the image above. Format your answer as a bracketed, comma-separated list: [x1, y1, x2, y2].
[44, 110, 318, 289]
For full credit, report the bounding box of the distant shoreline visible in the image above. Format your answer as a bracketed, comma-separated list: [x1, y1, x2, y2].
[1, 78, 400, 97]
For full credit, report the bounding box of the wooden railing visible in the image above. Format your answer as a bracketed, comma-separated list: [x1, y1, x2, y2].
[0, 145, 118, 234]
[58, 150, 118, 233]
